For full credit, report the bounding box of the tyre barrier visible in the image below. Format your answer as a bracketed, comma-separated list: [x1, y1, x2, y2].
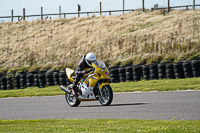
[33, 74, 39, 87]
[173, 62, 185, 79]
[59, 71, 67, 85]
[0, 77, 7, 90]
[46, 72, 54, 87]
[125, 66, 133, 82]
[118, 68, 126, 82]
[38, 70, 47, 75]
[142, 65, 150, 80]
[14, 75, 20, 89]
[26, 73, 34, 88]
[108, 65, 119, 71]
[38, 74, 46, 88]
[0, 59, 200, 90]
[53, 72, 60, 85]
[133, 65, 142, 82]
[182, 61, 193, 78]
[110, 68, 119, 83]
[58, 70, 71, 86]
[20, 73, 26, 89]
[158, 63, 166, 79]
[149, 64, 158, 80]
[6, 77, 13, 90]
[165, 63, 175, 79]
[191, 60, 200, 77]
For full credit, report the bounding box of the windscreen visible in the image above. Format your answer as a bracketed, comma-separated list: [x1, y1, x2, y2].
[93, 60, 106, 69]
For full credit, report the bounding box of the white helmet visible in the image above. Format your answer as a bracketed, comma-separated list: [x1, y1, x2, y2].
[85, 52, 96, 67]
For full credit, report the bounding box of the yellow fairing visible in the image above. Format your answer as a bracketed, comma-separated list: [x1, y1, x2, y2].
[66, 61, 110, 88]
[99, 82, 109, 89]
[66, 68, 75, 82]
[66, 68, 88, 83]
[83, 75, 100, 87]
[83, 62, 110, 88]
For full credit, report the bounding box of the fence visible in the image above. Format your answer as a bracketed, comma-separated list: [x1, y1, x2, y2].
[0, 1, 135, 22]
[152, 4, 200, 12]
[0, 0, 199, 22]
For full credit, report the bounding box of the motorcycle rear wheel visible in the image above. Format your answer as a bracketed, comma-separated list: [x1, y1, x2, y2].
[98, 85, 113, 106]
[65, 92, 81, 107]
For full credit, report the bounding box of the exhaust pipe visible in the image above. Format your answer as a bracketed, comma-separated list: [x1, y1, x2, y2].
[60, 85, 71, 93]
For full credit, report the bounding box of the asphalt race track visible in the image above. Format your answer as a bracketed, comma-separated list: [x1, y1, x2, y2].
[0, 91, 200, 120]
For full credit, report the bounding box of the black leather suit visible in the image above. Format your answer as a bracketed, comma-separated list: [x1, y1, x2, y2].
[73, 55, 92, 88]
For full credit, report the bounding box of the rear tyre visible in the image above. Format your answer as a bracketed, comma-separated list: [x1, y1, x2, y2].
[98, 85, 113, 106]
[65, 85, 81, 107]
[65, 92, 81, 107]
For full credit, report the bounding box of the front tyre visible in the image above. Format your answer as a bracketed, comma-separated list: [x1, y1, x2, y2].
[65, 92, 81, 107]
[98, 85, 113, 106]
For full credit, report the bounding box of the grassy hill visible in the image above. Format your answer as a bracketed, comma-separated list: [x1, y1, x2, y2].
[0, 10, 200, 73]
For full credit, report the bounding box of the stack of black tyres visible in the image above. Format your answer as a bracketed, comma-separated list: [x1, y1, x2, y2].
[34, 74, 39, 87]
[125, 66, 133, 82]
[20, 73, 26, 89]
[26, 73, 34, 87]
[109, 65, 119, 83]
[173, 62, 185, 79]
[0, 77, 7, 90]
[166, 63, 175, 79]
[182, 61, 193, 78]
[46, 71, 54, 86]
[191, 60, 200, 77]
[109, 68, 119, 83]
[118, 67, 126, 82]
[59, 71, 67, 85]
[66, 76, 71, 86]
[53, 72, 60, 85]
[149, 64, 158, 80]
[133, 65, 143, 82]
[108, 65, 119, 71]
[38, 71, 46, 88]
[6, 77, 13, 90]
[14, 75, 20, 89]
[158, 63, 166, 79]
[142, 65, 150, 80]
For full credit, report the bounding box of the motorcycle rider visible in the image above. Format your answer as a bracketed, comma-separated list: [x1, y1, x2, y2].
[71, 52, 96, 95]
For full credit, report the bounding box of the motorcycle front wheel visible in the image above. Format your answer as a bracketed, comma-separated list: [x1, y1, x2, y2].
[98, 85, 113, 106]
[65, 92, 81, 107]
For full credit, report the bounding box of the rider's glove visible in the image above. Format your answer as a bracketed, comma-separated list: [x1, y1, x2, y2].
[90, 68, 95, 72]
[84, 69, 91, 74]
[84, 68, 95, 74]
[76, 71, 84, 76]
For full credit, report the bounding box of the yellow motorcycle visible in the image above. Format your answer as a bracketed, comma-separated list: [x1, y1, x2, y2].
[60, 60, 113, 107]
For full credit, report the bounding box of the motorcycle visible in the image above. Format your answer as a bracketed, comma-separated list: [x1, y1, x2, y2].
[60, 60, 113, 107]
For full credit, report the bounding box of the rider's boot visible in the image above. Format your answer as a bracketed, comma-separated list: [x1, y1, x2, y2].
[71, 84, 78, 96]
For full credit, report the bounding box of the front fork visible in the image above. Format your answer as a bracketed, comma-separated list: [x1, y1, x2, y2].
[98, 83, 103, 96]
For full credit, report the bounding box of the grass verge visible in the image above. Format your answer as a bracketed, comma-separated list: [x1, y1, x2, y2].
[0, 77, 200, 98]
[111, 77, 200, 92]
[0, 119, 200, 133]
